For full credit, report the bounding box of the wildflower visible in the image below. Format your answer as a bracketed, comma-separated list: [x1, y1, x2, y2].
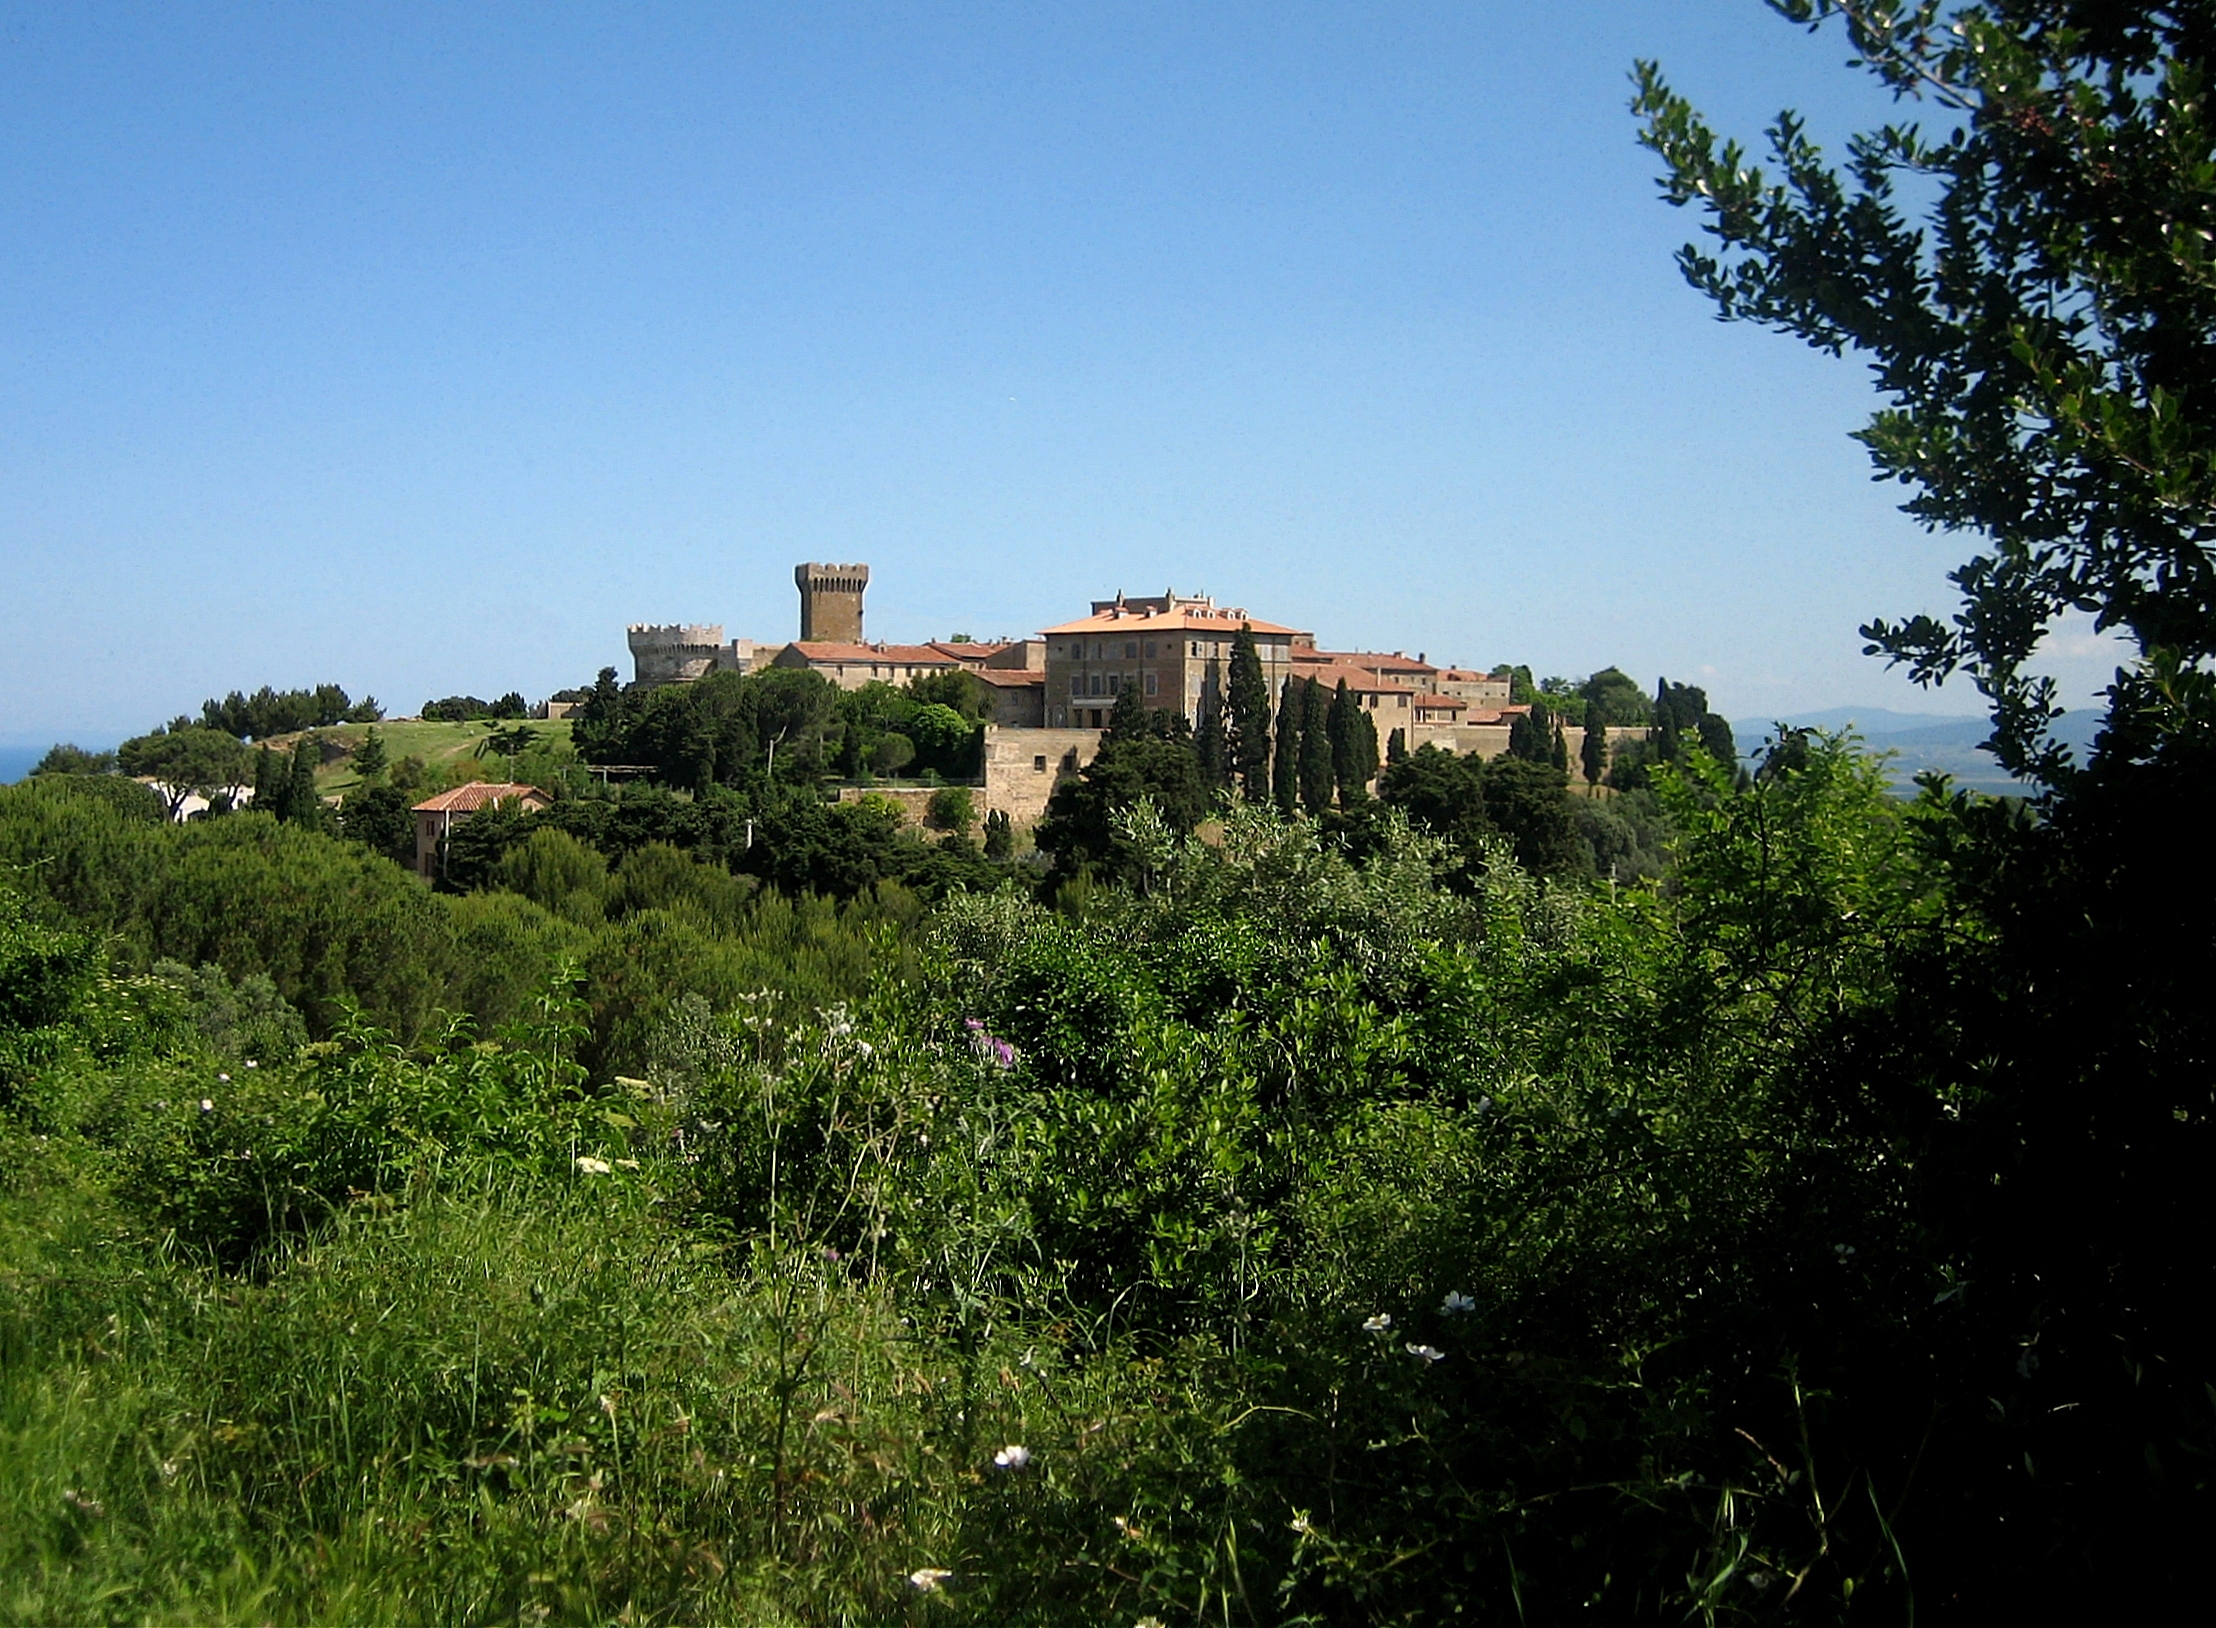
[1833, 1242, 1856, 1258]
[613, 1158, 640, 1170]
[244, 1059, 257, 1069]
[1406, 1343, 1445, 1365]
[198, 1098, 214, 1114]
[63, 1488, 104, 1517]
[217, 1072, 230, 1083]
[908, 1568, 953, 1592]
[575, 1156, 612, 1175]
[1136, 1618, 1168, 1628]
[1440, 1291, 1476, 1315]
[992, 1444, 1032, 1470]
[1362, 1312, 1392, 1333]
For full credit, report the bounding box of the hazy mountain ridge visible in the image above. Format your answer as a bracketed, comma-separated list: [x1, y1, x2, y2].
[1734, 708, 2104, 793]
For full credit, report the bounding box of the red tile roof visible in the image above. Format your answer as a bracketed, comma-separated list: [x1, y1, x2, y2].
[1292, 661, 1419, 696]
[411, 782, 551, 814]
[784, 642, 962, 665]
[1041, 607, 1303, 637]
[1296, 648, 1438, 675]
[971, 668, 1046, 688]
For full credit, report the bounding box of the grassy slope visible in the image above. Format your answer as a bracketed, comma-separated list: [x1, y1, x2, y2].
[254, 720, 577, 796]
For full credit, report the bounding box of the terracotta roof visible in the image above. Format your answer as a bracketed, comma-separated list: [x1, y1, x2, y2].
[1296, 648, 1438, 675]
[1435, 668, 1499, 683]
[926, 641, 1012, 663]
[1414, 695, 1468, 711]
[1041, 607, 1303, 637]
[412, 782, 550, 814]
[783, 642, 962, 665]
[971, 668, 1046, 688]
[1292, 661, 1419, 696]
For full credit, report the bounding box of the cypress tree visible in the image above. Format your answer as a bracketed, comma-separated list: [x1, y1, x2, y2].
[285, 736, 323, 830]
[1195, 700, 1231, 793]
[1550, 713, 1569, 773]
[1653, 677, 1681, 763]
[251, 745, 280, 815]
[1580, 711, 1609, 787]
[1227, 625, 1272, 802]
[1386, 727, 1406, 764]
[1298, 676, 1333, 816]
[1272, 678, 1302, 816]
[1355, 708, 1380, 796]
[1326, 678, 1362, 804]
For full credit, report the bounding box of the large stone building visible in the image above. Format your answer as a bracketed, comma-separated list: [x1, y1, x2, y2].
[795, 563, 870, 643]
[1038, 590, 1305, 730]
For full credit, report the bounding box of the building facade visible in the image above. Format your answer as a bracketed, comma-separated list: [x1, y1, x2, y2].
[795, 563, 870, 643]
[1039, 591, 1306, 730]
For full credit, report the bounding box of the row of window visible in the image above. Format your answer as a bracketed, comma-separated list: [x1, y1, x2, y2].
[1055, 638, 1250, 660]
[1069, 671, 1160, 698]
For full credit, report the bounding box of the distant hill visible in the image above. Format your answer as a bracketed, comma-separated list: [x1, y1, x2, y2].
[0, 746, 49, 785]
[1732, 708, 2104, 794]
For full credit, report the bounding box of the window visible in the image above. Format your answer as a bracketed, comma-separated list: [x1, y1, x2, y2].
[1089, 674, 1103, 695]
[1107, 674, 1121, 694]
[1144, 640, 1156, 658]
[1192, 641, 1203, 656]
[1033, 755, 1047, 771]
[1124, 641, 1138, 659]
[1069, 676, 1084, 698]
[1144, 671, 1158, 696]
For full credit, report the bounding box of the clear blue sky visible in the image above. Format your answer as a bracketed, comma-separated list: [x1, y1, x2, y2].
[0, 1, 2125, 749]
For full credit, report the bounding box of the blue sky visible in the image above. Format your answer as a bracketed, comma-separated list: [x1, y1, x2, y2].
[0, 1, 2127, 749]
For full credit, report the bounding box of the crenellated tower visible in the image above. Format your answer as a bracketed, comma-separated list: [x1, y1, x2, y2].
[795, 562, 869, 644]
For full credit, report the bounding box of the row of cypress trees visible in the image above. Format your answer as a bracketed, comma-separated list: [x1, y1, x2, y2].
[1194, 625, 1381, 813]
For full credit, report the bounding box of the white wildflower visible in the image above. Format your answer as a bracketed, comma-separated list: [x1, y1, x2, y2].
[1440, 1291, 1476, 1315]
[908, 1567, 953, 1592]
[575, 1156, 612, 1175]
[992, 1444, 1032, 1470]
[1362, 1312, 1392, 1333]
[217, 1072, 230, 1083]
[198, 1098, 214, 1113]
[1406, 1343, 1445, 1365]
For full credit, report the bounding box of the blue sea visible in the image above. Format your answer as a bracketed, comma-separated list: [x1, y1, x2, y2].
[0, 746, 50, 784]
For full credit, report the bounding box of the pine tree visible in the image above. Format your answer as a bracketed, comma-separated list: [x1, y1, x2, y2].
[1227, 626, 1271, 803]
[285, 736, 323, 830]
[1271, 678, 1301, 816]
[353, 727, 387, 781]
[1298, 677, 1333, 816]
[1106, 681, 1146, 742]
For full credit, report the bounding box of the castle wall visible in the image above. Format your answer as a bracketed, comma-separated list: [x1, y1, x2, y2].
[628, 623, 726, 686]
[982, 725, 1104, 830]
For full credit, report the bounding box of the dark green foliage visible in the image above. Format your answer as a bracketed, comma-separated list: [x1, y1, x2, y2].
[350, 726, 387, 779]
[1581, 665, 1651, 726]
[982, 807, 1015, 860]
[1297, 675, 1333, 815]
[1490, 662, 1536, 704]
[282, 736, 324, 830]
[1193, 697, 1230, 793]
[1325, 677, 1378, 805]
[198, 683, 373, 740]
[1226, 624, 1272, 801]
[421, 693, 528, 722]
[1035, 709, 1208, 882]
[1271, 676, 1301, 816]
[1378, 744, 1586, 879]
[1639, 3, 2216, 781]
[336, 782, 415, 867]
[31, 744, 116, 776]
[1580, 710, 1610, 786]
[115, 727, 252, 817]
[1386, 726, 1407, 763]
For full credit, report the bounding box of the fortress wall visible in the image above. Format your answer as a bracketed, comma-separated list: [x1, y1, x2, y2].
[983, 725, 1104, 830]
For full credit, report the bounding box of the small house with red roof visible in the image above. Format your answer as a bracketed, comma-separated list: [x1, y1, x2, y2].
[411, 782, 552, 881]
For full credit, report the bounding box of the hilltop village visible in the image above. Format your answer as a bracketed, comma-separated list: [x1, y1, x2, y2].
[605, 561, 1626, 831]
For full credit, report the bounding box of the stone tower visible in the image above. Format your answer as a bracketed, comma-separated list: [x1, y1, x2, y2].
[795, 562, 869, 643]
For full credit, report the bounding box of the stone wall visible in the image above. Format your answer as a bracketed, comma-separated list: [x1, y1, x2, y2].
[982, 725, 1104, 830]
